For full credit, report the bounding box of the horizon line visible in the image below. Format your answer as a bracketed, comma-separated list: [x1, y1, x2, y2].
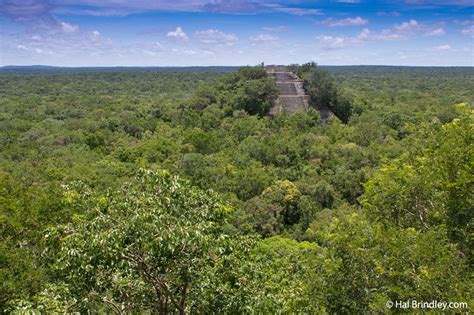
[2, 64, 473, 68]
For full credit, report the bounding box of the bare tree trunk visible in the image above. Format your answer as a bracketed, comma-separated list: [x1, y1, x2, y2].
[179, 278, 189, 315]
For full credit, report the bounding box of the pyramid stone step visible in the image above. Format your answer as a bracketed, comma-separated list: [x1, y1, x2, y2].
[277, 82, 298, 95]
[265, 65, 334, 120]
[273, 72, 296, 81]
[280, 96, 307, 114]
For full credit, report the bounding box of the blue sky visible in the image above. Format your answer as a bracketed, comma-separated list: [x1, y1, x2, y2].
[1, 0, 473, 66]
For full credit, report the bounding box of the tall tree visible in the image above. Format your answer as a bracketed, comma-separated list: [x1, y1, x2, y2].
[22, 170, 251, 314]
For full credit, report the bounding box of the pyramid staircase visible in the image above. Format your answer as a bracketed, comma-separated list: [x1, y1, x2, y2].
[266, 66, 309, 116]
[265, 65, 333, 120]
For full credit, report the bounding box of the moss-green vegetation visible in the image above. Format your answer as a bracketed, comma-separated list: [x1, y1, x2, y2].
[1, 65, 473, 313]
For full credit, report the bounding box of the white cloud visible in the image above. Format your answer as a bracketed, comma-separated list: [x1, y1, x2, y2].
[142, 50, 157, 56]
[167, 26, 188, 41]
[376, 30, 404, 40]
[433, 44, 451, 51]
[173, 48, 215, 57]
[357, 28, 370, 40]
[358, 20, 425, 41]
[455, 19, 473, 26]
[319, 35, 361, 50]
[356, 28, 404, 41]
[405, 0, 472, 5]
[262, 26, 288, 32]
[397, 51, 408, 60]
[195, 29, 238, 44]
[319, 19, 437, 50]
[377, 11, 401, 17]
[395, 19, 418, 31]
[321, 16, 368, 27]
[61, 21, 79, 33]
[131, 41, 164, 57]
[318, 25, 408, 50]
[146, 41, 164, 50]
[52, 2, 327, 17]
[3, 20, 116, 65]
[317, 19, 433, 50]
[250, 34, 279, 42]
[461, 25, 474, 37]
[425, 28, 446, 36]
[54, 8, 132, 17]
[272, 7, 323, 16]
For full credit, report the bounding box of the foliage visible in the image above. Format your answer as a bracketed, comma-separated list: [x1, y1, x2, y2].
[18, 170, 251, 313]
[361, 105, 474, 263]
[0, 172, 68, 311]
[315, 213, 473, 313]
[1, 65, 473, 313]
[292, 62, 353, 122]
[225, 66, 279, 116]
[245, 180, 302, 236]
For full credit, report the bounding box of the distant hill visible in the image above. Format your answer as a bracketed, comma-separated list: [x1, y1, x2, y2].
[1, 65, 472, 75]
[320, 65, 474, 75]
[0, 65, 240, 73]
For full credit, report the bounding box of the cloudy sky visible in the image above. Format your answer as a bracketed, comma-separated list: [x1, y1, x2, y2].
[1, 0, 473, 66]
